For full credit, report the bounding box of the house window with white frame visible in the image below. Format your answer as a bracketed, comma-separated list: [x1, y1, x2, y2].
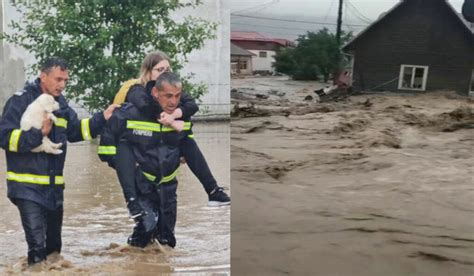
[398, 65, 429, 91]
[259, 51, 267, 58]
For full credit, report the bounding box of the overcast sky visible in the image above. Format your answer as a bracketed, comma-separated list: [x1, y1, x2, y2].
[231, 0, 464, 19]
[230, 0, 466, 39]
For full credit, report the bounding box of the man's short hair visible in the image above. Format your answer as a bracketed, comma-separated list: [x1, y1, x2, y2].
[155, 72, 182, 91]
[41, 57, 69, 73]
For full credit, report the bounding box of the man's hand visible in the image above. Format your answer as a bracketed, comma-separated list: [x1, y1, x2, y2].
[41, 113, 53, 136]
[158, 112, 175, 126]
[158, 108, 184, 126]
[103, 104, 121, 120]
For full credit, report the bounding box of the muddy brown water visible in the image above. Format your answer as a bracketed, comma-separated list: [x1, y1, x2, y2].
[231, 77, 474, 276]
[0, 122, 230, 275]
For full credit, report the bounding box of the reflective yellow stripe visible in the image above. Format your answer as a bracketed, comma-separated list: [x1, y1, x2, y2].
[81, 118, 91, 140]
[127, 120, 191, 132]
[142, 167, 179, 185]
[161, 126, 175, 132]
[142, 171, 157, 182]
[162, 122, 191, 132]
[187, 134, 194, 139]
[54, 118, 68, 128]
[98, 146, 116, 155]
[6, 171, 64, 185]
[159, 167, 179, 184]
[127, 120, 161, 132]
[9, 129, 22, 152]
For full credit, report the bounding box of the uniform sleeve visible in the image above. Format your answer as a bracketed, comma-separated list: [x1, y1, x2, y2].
[66, 108, 106, 143]
[126, 85, 155, 117]
[98, 113, 121, 168]
[0, 96, 43, 153]
[179, 92, 199, 120]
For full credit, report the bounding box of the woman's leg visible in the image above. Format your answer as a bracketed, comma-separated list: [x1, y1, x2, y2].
[180, 137, 230, 206]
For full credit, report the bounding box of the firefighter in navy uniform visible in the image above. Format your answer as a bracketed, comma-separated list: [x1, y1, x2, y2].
[115, 51, 230, 207]
[0, 58, 118, 265]
[99, 72, 190, 248]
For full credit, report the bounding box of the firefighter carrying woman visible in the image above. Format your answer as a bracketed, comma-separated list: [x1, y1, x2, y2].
[98, 51, 230, 248]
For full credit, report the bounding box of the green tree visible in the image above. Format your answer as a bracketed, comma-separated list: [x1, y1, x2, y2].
[273, 48, 297, 76]
[273, 28, 352, 81]
[1, 0, 216, 112]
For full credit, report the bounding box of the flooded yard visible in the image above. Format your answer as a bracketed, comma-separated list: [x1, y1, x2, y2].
[0, 122, 230, 274]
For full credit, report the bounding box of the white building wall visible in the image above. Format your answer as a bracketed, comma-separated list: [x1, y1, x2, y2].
[0, 0, 29, 113]
[177, 0, 230, 118]
[248, 50, 276, 73]
[0, 0, 229, 119]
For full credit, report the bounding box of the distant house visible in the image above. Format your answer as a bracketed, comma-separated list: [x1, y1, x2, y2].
[343, 0, 474, 95]
[231, 43, 255, 75]
[231, 31, 293, 74]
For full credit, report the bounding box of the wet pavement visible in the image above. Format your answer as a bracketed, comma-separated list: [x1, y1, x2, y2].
[0, 122, 230, 274]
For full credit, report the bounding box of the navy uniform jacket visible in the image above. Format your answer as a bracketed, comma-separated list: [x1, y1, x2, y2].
[0, 78, 106, 210]
[98, 103, 192, 188]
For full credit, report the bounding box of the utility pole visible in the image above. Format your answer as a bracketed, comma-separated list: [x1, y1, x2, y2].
[333, 0, 343, 84]
[336, 0, 343, 46]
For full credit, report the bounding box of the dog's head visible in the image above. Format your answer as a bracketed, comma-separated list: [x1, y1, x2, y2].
[38, 94, 60, 113]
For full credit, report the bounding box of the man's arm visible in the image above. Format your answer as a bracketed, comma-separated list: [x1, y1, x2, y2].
[0, 96, 43, 153]
[66, 104, 119, 143]
[98, 113, 121, 168]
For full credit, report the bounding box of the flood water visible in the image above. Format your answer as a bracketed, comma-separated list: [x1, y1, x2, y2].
[0, 122, 230, 274]
[231, 77, 474, 275]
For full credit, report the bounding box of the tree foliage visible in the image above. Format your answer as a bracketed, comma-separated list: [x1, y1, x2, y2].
[1, 0, 216, 112]
[273, 28, 352, 81]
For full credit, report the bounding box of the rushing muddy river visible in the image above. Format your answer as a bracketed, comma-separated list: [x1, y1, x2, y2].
[0, 122, 230, 275]
[231, 76, 474, 276]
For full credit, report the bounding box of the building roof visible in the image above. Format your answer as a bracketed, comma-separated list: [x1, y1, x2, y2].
[231, 43, 256, 56]
[231, 31, 292, 47]
[343, 0, 474, 52]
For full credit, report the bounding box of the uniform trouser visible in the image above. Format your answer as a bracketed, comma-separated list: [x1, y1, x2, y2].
[155, 181, 178, 247]
[15, 199, 63, 265]
[127, 191, 159, 248]
[116, 138, 217, 202]
[127, 171, 178, 248]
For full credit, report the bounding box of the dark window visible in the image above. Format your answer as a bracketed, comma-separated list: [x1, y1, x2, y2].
[259, 51, 267, 58]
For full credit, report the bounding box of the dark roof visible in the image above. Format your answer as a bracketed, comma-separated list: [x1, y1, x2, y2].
[343, 0, 474, 52]
[231, 43, 256, 56]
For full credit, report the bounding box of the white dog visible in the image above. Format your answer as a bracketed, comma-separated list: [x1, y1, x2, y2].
[20, 94, 63, 155]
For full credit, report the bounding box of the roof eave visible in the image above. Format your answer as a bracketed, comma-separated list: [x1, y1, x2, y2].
[342, 1, 404, 51]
